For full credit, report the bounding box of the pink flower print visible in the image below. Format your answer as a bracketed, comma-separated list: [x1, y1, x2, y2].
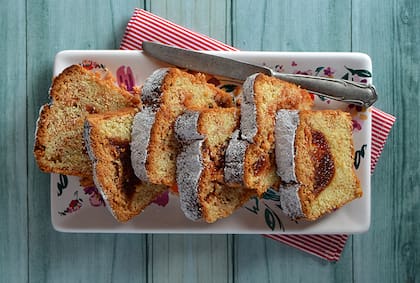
[83, 186, 106, 207]
[117, 65, 136, 91]
[89, 193, 105, 207]
[294, 69, 313, 76]
[291, 61, 297, 67]
[323, 67, 335, 77]
[352, 74, 368, 84]
[58, 191, 83, 215]
[352, 119, 363, 131]
[152, 190, 169, 207]
[68, 199, 82, 212]
[348, 104, 367, 132]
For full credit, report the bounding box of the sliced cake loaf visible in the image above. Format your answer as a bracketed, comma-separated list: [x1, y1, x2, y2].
[175, 108, 254, 223]
[130, 67, 233, 187]
[225, 73, 314, 195]
[34, 64, 139, 177]
[275, 109, 362, 221]
[84, 107, 167, 222]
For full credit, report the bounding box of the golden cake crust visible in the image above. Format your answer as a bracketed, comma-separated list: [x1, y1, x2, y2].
[175, 108, 254, 223]
[34, 64, 139, 177]
[241, 73, 314, 195]
[276, 109, 362, 221]
[141, 68, 233, 187]
[295, 110, 362, 220]
[84, 107, 167, 222]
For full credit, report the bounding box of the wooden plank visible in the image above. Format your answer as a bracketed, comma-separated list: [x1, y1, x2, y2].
[234, 235, 353, 282]
[145, 0, 232, 44]
[232, 0, 351, 51]
[149, 235, 233, 283]
[26, 1, 148, 282]
[352, 1, 420, 282]
[231, 0, 354, 281]
[0, 1, 28, 282]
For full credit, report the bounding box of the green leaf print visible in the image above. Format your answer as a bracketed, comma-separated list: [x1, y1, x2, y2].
[345, 66, 372, 78]
[341, 73, 350, 80]
[354, 144, 367, 169]
[315, 66, 324, 76]
[57, 174, 68, 197]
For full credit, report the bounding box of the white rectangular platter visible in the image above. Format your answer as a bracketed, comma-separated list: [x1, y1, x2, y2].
[51, 50, 371, 234]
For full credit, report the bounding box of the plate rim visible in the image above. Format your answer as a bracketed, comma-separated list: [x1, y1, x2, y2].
[49, 50, 372, 234]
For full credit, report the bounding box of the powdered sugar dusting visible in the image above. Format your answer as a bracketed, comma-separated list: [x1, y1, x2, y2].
[174, 111, 204, 221]
[279, 183, 305, 220]
[275, 110, 299, 183]
[224, 130, 247, 185]
[130, 108, 156, 182]
[130, 68, 168, 182]
[240, 73, 258, 143]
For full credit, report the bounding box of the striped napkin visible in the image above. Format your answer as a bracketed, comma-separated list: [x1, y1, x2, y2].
[120, 8, 396, 261]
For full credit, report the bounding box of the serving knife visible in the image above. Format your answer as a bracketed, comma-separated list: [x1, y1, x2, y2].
[142, 41, 378, 107]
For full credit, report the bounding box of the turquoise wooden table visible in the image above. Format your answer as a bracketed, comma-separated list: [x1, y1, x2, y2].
[1, 0, 418, 282]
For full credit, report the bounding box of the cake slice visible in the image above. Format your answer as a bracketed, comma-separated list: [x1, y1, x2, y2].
[34, 64, 139, 177]
[275, 109, 362, 221]
[175, 108, 254, 223]
[84, 107, 167, 222]
[225, 73, 313, 195]
[130, 67, 232, 187]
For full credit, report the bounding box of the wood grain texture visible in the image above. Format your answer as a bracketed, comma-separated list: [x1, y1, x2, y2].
[146, 0, 232, 44]
[232, 0, 351, 51]
[352, 0, 420, 282]
[26, 1, 148, 282]
[148, 235, 233, 283]
[234, 235, 353, 283]
[0, 1, 28, 282]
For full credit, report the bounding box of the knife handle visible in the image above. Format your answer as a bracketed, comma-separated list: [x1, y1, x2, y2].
[272, 72, 378, 107]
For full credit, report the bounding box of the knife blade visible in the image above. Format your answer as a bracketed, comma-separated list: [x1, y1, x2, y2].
[142, 41, 377, 107]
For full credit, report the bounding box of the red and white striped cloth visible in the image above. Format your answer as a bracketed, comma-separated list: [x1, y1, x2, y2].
[120, 8, 396, 261]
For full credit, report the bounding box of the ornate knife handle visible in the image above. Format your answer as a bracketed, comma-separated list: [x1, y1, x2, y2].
[273, 72, 378, 107]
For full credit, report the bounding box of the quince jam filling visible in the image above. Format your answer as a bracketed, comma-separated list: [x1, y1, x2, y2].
[109, 138, 141, 199]
[310, 130, 335, 196]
